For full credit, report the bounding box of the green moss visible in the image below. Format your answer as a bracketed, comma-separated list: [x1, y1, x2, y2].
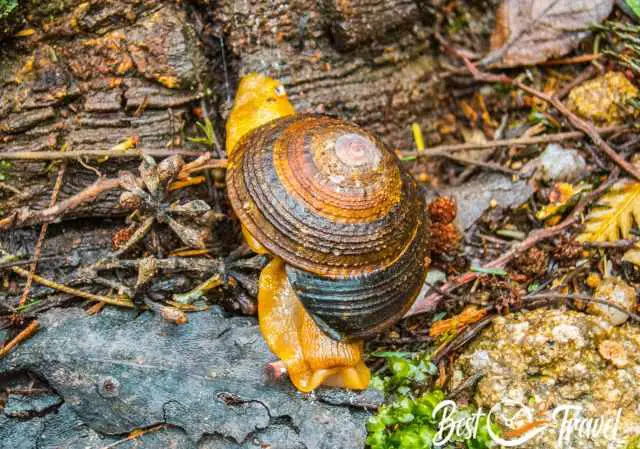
[0, 0, 18, 19]
[367, 390, 499, 449]
[367, 353, 498, 448]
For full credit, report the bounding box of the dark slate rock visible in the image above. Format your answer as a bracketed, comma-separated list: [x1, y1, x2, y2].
[4, 393, 62, 418]
[0, 307, 378, 448]
[0, 403, 195, 449]
[0, 413, 44, 449]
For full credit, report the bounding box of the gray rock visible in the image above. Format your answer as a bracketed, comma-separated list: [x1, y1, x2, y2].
[529, 143, 588, 182]
[0, 307, 378, 448]
[437, 173, 534, 231]
[4, 393, 62, 418]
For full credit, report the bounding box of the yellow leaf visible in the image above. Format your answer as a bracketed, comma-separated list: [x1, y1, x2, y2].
[623, 245, 640, 267]
[158, 75, 179, 88]
[536, 183, 589, 221]
[412, 122, 425, 153]
[15, 28, 36, 37]
[110, 136, 139, 152]
[578, 180, 640, 242]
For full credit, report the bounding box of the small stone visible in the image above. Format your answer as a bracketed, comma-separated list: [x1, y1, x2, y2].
[567, 72, 639, 125]
[534, 144, 587, 182]
[588, 277, 637, 325]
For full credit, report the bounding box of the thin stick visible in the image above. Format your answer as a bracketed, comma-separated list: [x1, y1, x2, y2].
[540, 53, 601, 66]
[98, 424, 168, 449]
[111, 216, 155, 258]
[555, 65, 597, 100]
[0, 177, 121, 230]
[10, 265, 134, 308]
[19, 162, 67, 305]
[0, 148, 207, 161]
[432, 316, 494, 364]
[582, 238, 639, 249]
[0, 255, 61, 270]
[0, 320, 40, 359]
[398, 126, 625, 159]
[431, 153, 520, 175]
[523, 293, 640, 323]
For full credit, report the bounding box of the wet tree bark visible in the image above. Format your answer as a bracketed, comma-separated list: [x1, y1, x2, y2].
[0, 0, 485, 227]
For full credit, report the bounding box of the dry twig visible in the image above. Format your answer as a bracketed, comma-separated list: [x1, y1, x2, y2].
[399, 126, 625, 159]
[9, 264, 134, 308]
[18, 162, 67, 305]
[0, 148, 207, 161]
[523, 292, 640, 323]
[0, 177, 121, 230]
[0, 320, 39, 359]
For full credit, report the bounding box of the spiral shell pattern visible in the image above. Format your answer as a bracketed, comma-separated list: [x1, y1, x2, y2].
[226, 114, 430, 340]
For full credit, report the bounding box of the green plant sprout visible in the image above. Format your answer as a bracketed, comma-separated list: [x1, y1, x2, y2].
[188, 117, 220, 149]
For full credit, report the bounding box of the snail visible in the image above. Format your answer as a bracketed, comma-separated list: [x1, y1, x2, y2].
[225, 73, 431, 392]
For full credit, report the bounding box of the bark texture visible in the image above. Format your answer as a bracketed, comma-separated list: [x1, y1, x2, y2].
[1, 1, 209, 221]
[0, 0, 460, 226]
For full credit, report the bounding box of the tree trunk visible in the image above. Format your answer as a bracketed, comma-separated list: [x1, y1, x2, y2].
[0, 0, 488, 228]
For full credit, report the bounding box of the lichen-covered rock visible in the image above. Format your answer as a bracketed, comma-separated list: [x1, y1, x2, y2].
[567, 72, 639, 125]
[451, 308, 640, 449]
[0, 306, 378, 448]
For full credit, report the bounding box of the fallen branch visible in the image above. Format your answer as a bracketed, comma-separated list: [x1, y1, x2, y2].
[0, 148, 208, 161]
[0, 177, 121, 230]
[0, 320, 40, 359]
[398, 126, 625, 159]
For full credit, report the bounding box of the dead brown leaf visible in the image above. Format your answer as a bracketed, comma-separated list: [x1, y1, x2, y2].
[485, 0, 614, 67]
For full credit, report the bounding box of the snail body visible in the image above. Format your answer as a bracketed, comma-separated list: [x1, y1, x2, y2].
[225, 74, 430, 392]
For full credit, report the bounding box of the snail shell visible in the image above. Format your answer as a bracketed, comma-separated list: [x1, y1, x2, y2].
[226, 114, 430, 341]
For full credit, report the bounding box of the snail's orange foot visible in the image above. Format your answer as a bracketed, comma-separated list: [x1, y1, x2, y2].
[266, 359, 370, 393]
[306, 362, 371, 391]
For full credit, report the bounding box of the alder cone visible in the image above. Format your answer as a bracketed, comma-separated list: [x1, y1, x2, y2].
[226, 114, 430, 340]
